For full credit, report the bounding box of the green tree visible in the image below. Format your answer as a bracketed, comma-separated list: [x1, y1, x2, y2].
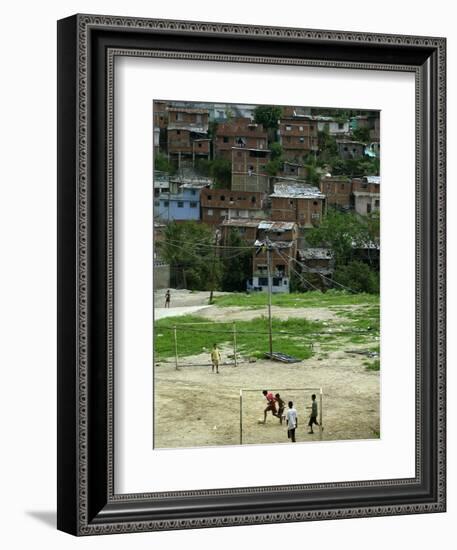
[317, 130, 338, 164]
[306, 208, 369, 266]
[209, 159, 232, 188]
[331, 157, 379, 177]
[194, 158, 211, 176]
[154, 152, 176, 174]
[352, 126, 370, 143]
[221, 230, 252, 291]
[253, 105, 283, 129]
[207, 120, 219, 141]
[303, 163, 321, 185]
[269, 142, 283, 161]
[266, 159, 282, 176]
[333, 261, 379, 294]
[158, 222, 221, 291]
[366, 210, 380, 243]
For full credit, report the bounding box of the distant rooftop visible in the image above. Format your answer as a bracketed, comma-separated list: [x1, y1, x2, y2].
[221, 218, 262, 228]
[258, 221, 296, 231]
[336, 139, 365, 145]
[179, 182, 212, 190]
[231, 146, 271, 152]
[363, 176, 381, 185]
[254, 239, 294, 249]
[272, 176, 309, 185]
[168, 123, 208, 133]
[167, 107, 209, 114]
[170, 176, 213, 185]
[352, 240, 380, 250]
[270, 184, 325, 199]
[298, 248, 333, 260]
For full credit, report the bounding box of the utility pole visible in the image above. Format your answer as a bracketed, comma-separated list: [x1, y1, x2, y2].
[209, 230, 219, 304]
[266, 239, 273, 356]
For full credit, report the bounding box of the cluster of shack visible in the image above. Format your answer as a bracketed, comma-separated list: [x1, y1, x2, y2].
[153, 102, 380, 293]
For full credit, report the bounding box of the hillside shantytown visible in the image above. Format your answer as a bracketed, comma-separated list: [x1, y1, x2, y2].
[153, 101, 380, 295]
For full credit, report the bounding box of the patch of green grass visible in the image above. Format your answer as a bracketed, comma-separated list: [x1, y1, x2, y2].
[365, 359, 380, 371]
[212, 290, 379, 309]
[348, 335, 369, 344]
[154, 315, 323, 361]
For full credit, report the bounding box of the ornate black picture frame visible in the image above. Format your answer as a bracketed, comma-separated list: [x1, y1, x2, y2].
[57, 14, 446, 535]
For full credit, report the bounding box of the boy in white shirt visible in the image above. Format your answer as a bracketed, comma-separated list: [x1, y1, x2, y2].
[286, 401, 298, 442]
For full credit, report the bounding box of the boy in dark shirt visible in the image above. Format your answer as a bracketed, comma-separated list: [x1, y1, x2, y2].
[275, 393, 285, 424]
[308, 394, 320, 434]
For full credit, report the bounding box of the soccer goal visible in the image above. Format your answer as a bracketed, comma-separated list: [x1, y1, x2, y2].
[239, 387, 323, 445]
[157, 321, 241, 369]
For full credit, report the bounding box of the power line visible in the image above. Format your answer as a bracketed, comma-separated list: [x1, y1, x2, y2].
[157, 236, 256, 250]
[160, 233, 372, 256]
[276, 247, 357, 294]
[275, 248, 322, 292]
[159, 239, 251, 261]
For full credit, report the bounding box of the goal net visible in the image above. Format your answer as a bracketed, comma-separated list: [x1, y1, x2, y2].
[239, 387, 323, 445]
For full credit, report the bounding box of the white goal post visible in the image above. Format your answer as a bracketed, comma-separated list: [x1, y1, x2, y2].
[239, 387, 323, 445]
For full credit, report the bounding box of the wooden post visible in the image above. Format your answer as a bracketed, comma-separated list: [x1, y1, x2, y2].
[209, 231, 219, 304]
[173, 326, 179, 370]
[319, 388, 323, 440]
[239, 390, 243, 445]
[233, 322, 238, 367]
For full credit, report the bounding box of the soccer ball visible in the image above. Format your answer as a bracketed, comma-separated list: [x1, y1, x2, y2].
[258, 418, 264, 424]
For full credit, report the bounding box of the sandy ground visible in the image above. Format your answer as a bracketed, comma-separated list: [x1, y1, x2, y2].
[154, 288, 228, 307]
[155, 305, 211, 320]
[153, 291, 380, 449]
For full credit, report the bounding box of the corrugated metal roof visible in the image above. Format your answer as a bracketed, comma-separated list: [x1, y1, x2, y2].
[167, 107, 209, 114]
[258, 221, 296, 231]
[254, 239, 294, 249]
[270, 184, 325, 199]
[231, 146, 271, 152]
[298, 248, 333, 260]
[167, 123, 208, 132]
[221, 218, 261, 228]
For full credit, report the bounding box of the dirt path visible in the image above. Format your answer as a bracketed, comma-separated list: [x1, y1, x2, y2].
[154, 288, 364, 323]
[155, 305, 212, 320]
[194, 305, 340, 323]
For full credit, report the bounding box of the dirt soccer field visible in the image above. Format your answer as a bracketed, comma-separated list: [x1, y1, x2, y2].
[153, 290, 380, 449]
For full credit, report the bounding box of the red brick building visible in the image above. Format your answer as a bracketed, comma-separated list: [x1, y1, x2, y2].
[336, 139, 365, 160]
[166, 107, 210, 165]
[231, 147, 271, 192]
[153, 101, 169, 154]
[270, 185, 326, 228]
[153, 101, 169, 129]
[320, 176, 352, 209]
[200, 188, 267, 225]
[278, 116, 318, 162]
[220, 218, 260, 245]
[248, 221, 299, 293]
[214, 117, 268, 160]
[297, 248, 334, 276]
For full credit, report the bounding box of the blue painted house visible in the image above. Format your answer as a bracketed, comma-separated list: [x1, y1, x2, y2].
[154, 182, 209, 222]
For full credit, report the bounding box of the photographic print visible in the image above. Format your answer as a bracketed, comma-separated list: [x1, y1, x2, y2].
[153, 100, 381, 449]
